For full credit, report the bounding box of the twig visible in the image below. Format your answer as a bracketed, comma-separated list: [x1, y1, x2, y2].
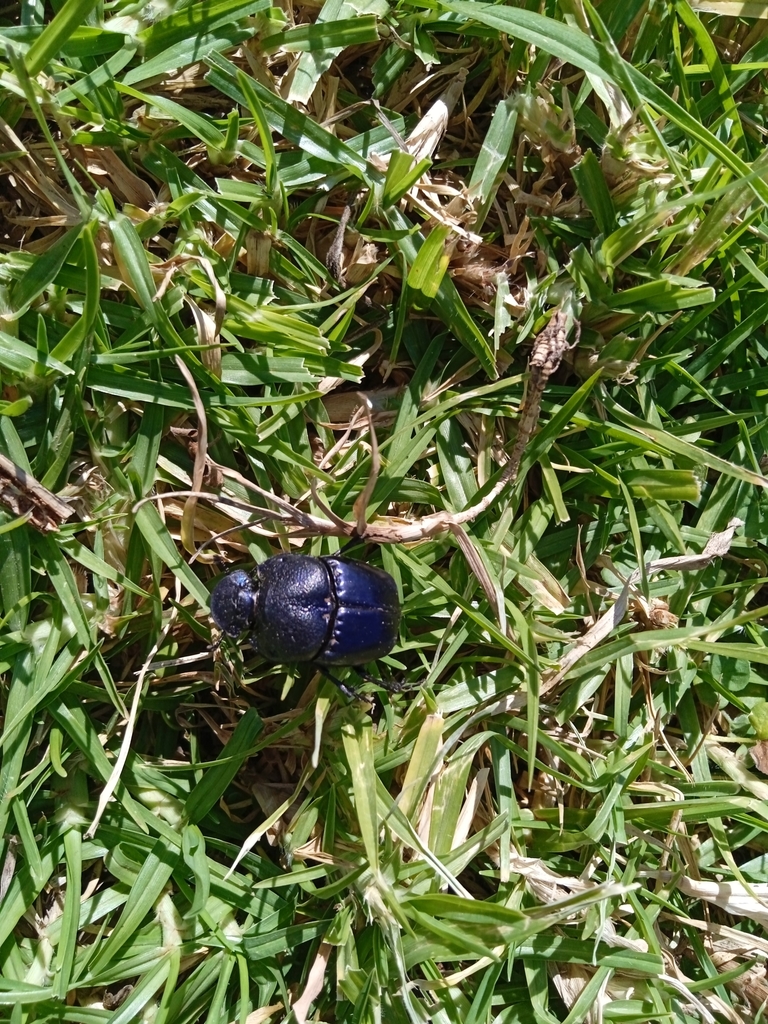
[135, 310, 578, 556]
[325, 200, 353, 283]
[0, 452, 74, 532]
[354, 307, 577, 543]
[506, 307, 577, 487]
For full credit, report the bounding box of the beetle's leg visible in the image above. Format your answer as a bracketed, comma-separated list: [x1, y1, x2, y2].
[352, 667, 410, 694]
[314, 665, 371, 703]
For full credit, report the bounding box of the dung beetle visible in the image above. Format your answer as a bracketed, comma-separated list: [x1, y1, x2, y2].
[210, 554, 401, 685]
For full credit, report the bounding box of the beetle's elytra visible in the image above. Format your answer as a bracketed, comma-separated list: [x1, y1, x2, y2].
[209, 554, 401, 667]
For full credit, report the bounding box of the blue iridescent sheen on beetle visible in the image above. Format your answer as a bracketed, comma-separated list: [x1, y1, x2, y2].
[209, 554, 400, 667]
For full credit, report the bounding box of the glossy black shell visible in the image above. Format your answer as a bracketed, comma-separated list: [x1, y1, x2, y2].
[209, 554, 400, 666]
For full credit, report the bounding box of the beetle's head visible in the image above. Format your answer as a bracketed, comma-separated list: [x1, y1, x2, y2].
[209, 569, 259, 638]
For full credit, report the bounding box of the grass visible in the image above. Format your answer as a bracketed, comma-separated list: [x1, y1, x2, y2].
[2, 0, 768, 1021]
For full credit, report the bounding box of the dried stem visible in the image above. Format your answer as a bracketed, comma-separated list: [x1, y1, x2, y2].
[0, 452, 74, 532]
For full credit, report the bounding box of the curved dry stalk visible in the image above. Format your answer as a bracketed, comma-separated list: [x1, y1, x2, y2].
[218, 467, 339, 534]
[352, 393, 380, 538]
[0, 451, 74, 532]
[134, 488, 283, 522]
[190, 518, 282, 564]
[135, 314, 577, 569]
[348, 308, 578, 544]
[175, 354, 209, 555]
[309, 477, 350, 534]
